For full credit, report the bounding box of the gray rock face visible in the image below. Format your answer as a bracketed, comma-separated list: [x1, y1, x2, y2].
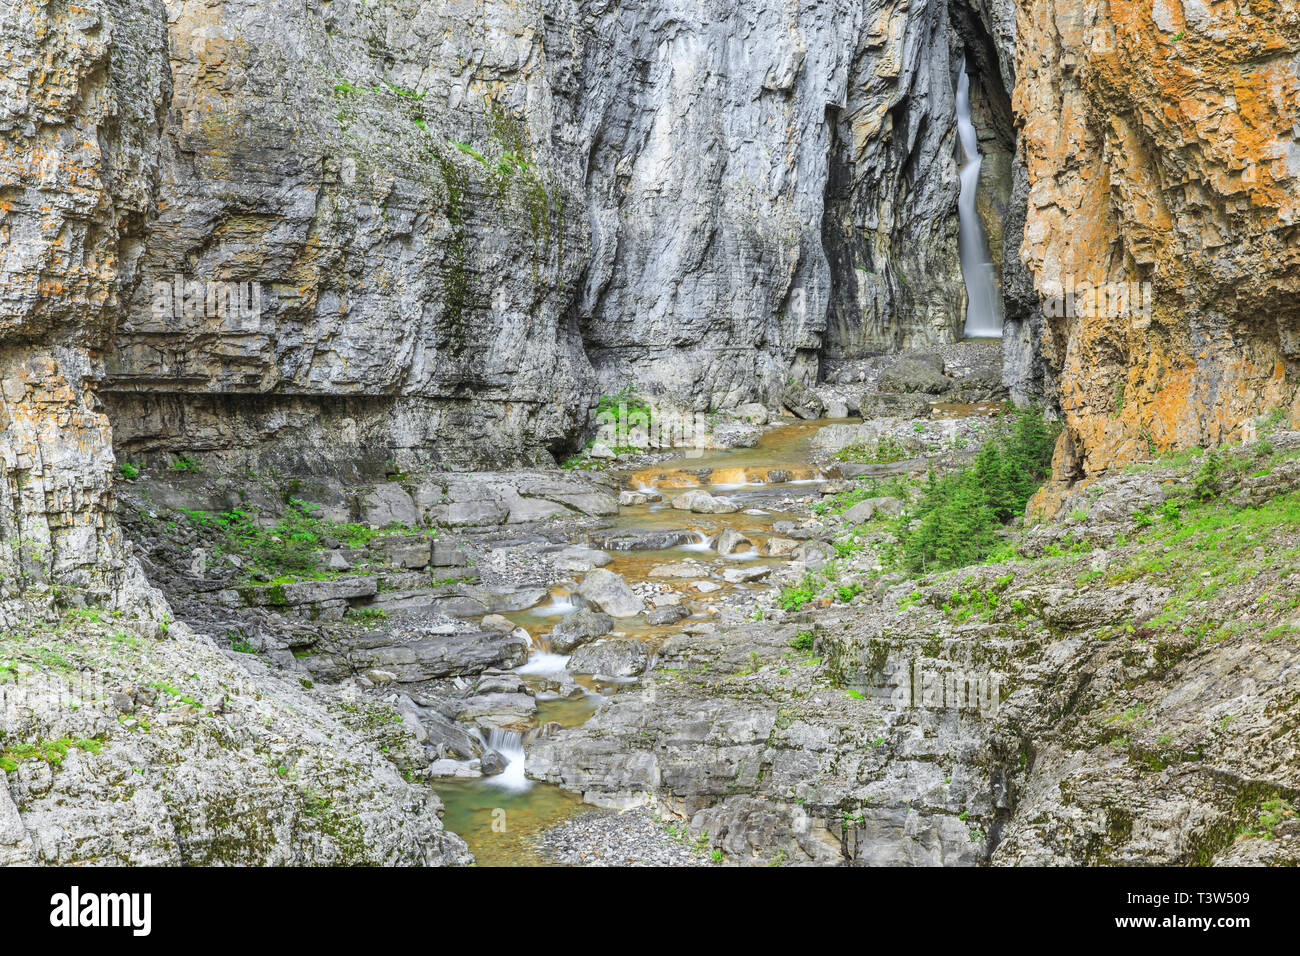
[0, 619, 470, 865]
[0, 0, 171, 623]
[90, 0, 1032, 479]
[345, 626, 530, 682]
[575, 0, 979, 409]
[101, 0, 595, 471]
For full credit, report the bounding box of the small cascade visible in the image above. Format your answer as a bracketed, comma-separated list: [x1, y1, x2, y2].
[534, 591, 580, 616]
[680, 531, 714, 552]
[482, 729, 531, 792]
[955, 58, 1004, 339]
[515, 651, 570, 676]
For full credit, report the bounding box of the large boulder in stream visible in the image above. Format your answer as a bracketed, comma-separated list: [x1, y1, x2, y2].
[548, 608, 614, 653]
[670, 490, 740, 514]
[567, 639, 651, 679]
[588, 529, 700, 550]
[715, 528, 752, 555]
[575, 569, 643, 618]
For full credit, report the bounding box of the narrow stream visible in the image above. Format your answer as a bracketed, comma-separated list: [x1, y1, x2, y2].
[436, 418, 841, 865]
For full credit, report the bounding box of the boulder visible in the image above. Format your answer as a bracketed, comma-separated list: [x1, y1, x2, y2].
[715, 528, 752, 555]
[347, 626, 529, 681]
[858, 391, 935, 419]
[876, 355, 951, 394]
[588, 529, 700, 550]
[644, 604, 690, 625]
[575, 568, 643, 618]
[722, 566, 772, 583]
[551, 545, 614, 572]
[567, 639, 650, 678]
[764, 536, 800, 557]
[548, 608, 614, 653]
[842, 500, 879, 524]
[670, 490, 740, 514]
[783, 380, 824, 420]
[480, 614, 516, 633]
[454, 693, 537, 732]
[792, 540, 837, 568]
[479, 751, 507, 776]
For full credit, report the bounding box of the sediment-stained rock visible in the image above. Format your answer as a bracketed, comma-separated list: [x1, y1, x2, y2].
[1016, 0, 1300, 508]
[0, 0, 171, 620]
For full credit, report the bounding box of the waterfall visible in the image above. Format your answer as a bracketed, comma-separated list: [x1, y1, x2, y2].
[955, 59, 1004, 339]
[482, 728, 531, 792]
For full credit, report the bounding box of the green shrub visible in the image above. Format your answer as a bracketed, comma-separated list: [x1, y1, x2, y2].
[789, 629, 814, 651]
[1192, 450, 1226, 501]
[894, 408, 1059, 573]
[777, 573, 821, 611]
[118, 463, 139, 480]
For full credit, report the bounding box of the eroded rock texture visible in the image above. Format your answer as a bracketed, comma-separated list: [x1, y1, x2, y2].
[1017, 0, 1300, 505]
[571, 0, 977, 407]
[91, 0, 1012, 451]
[101, 0, 595, 471]
[0, 0, 169, 618]
[0, 0, 472, 868]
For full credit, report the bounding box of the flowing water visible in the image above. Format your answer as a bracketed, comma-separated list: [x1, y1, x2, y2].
[435, 419, 842, 865]
[955, 59, 1004, 339]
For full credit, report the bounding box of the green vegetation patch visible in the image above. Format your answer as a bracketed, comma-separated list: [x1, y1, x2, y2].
[893, 408, 1059, 573]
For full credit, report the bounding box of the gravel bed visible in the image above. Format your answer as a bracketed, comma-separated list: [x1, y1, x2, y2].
[534, 807, 717, 866]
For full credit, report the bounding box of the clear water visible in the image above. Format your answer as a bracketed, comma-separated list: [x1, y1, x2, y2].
[434, 419, 844, 865]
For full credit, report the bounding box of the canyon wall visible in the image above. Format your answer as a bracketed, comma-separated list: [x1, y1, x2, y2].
[103, 0, 595, 471]
[97, 0, 1002, 457]
[0, 0, 170, 619]
[18, 0, 1298, 590]
[1017, 0, 1300, 505]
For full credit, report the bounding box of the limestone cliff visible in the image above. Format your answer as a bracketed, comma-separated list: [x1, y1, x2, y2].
[93, 0, 1008, 454]
[0, 0, 169, 620]
[104, 0, 594, 470]
[1016, 0, 1300, 507]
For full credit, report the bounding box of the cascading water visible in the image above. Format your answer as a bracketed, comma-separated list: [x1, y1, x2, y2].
[482, 729, 531, 792]
[955, 59, 1004, 339]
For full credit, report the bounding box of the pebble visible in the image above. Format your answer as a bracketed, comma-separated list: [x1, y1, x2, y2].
[534, 808, 715, 867]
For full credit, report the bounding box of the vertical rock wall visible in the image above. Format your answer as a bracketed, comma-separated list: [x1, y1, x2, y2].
[102, 0, 595, 470]
[1015, 0, 1300, 503]
[0, 0, 170, 617]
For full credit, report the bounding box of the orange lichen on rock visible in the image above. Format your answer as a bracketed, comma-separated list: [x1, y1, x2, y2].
[1016, 0, 1300, 513]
